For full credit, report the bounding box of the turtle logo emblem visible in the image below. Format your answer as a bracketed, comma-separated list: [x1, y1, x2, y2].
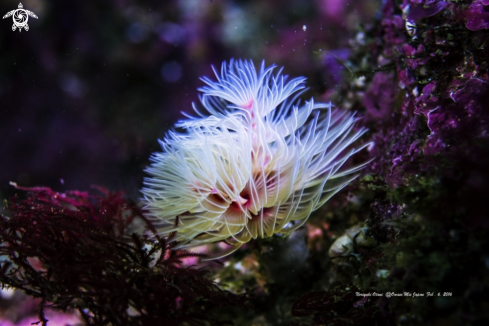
[3, 3, 38, 32]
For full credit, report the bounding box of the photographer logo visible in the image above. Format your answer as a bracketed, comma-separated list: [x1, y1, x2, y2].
[3, 3, 38, 32]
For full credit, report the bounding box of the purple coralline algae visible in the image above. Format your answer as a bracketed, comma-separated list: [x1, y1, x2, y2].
[355, 0, 489, 207]
[308, 1, 489, 324]
[465, 0, 489, 31]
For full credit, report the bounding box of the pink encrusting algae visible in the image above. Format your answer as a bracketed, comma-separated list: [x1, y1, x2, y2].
[142, 59, 371, 259]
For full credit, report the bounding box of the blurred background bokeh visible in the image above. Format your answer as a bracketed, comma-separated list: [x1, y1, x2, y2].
[0, 0, 380, 323]
[0, 0, 379, 202]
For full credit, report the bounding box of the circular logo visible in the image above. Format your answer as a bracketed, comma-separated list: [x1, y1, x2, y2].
[14, 10, 28, 28]
[2, 3, 38, 32]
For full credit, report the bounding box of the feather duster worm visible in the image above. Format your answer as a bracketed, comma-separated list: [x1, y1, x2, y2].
[142, 59, 371, 259]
